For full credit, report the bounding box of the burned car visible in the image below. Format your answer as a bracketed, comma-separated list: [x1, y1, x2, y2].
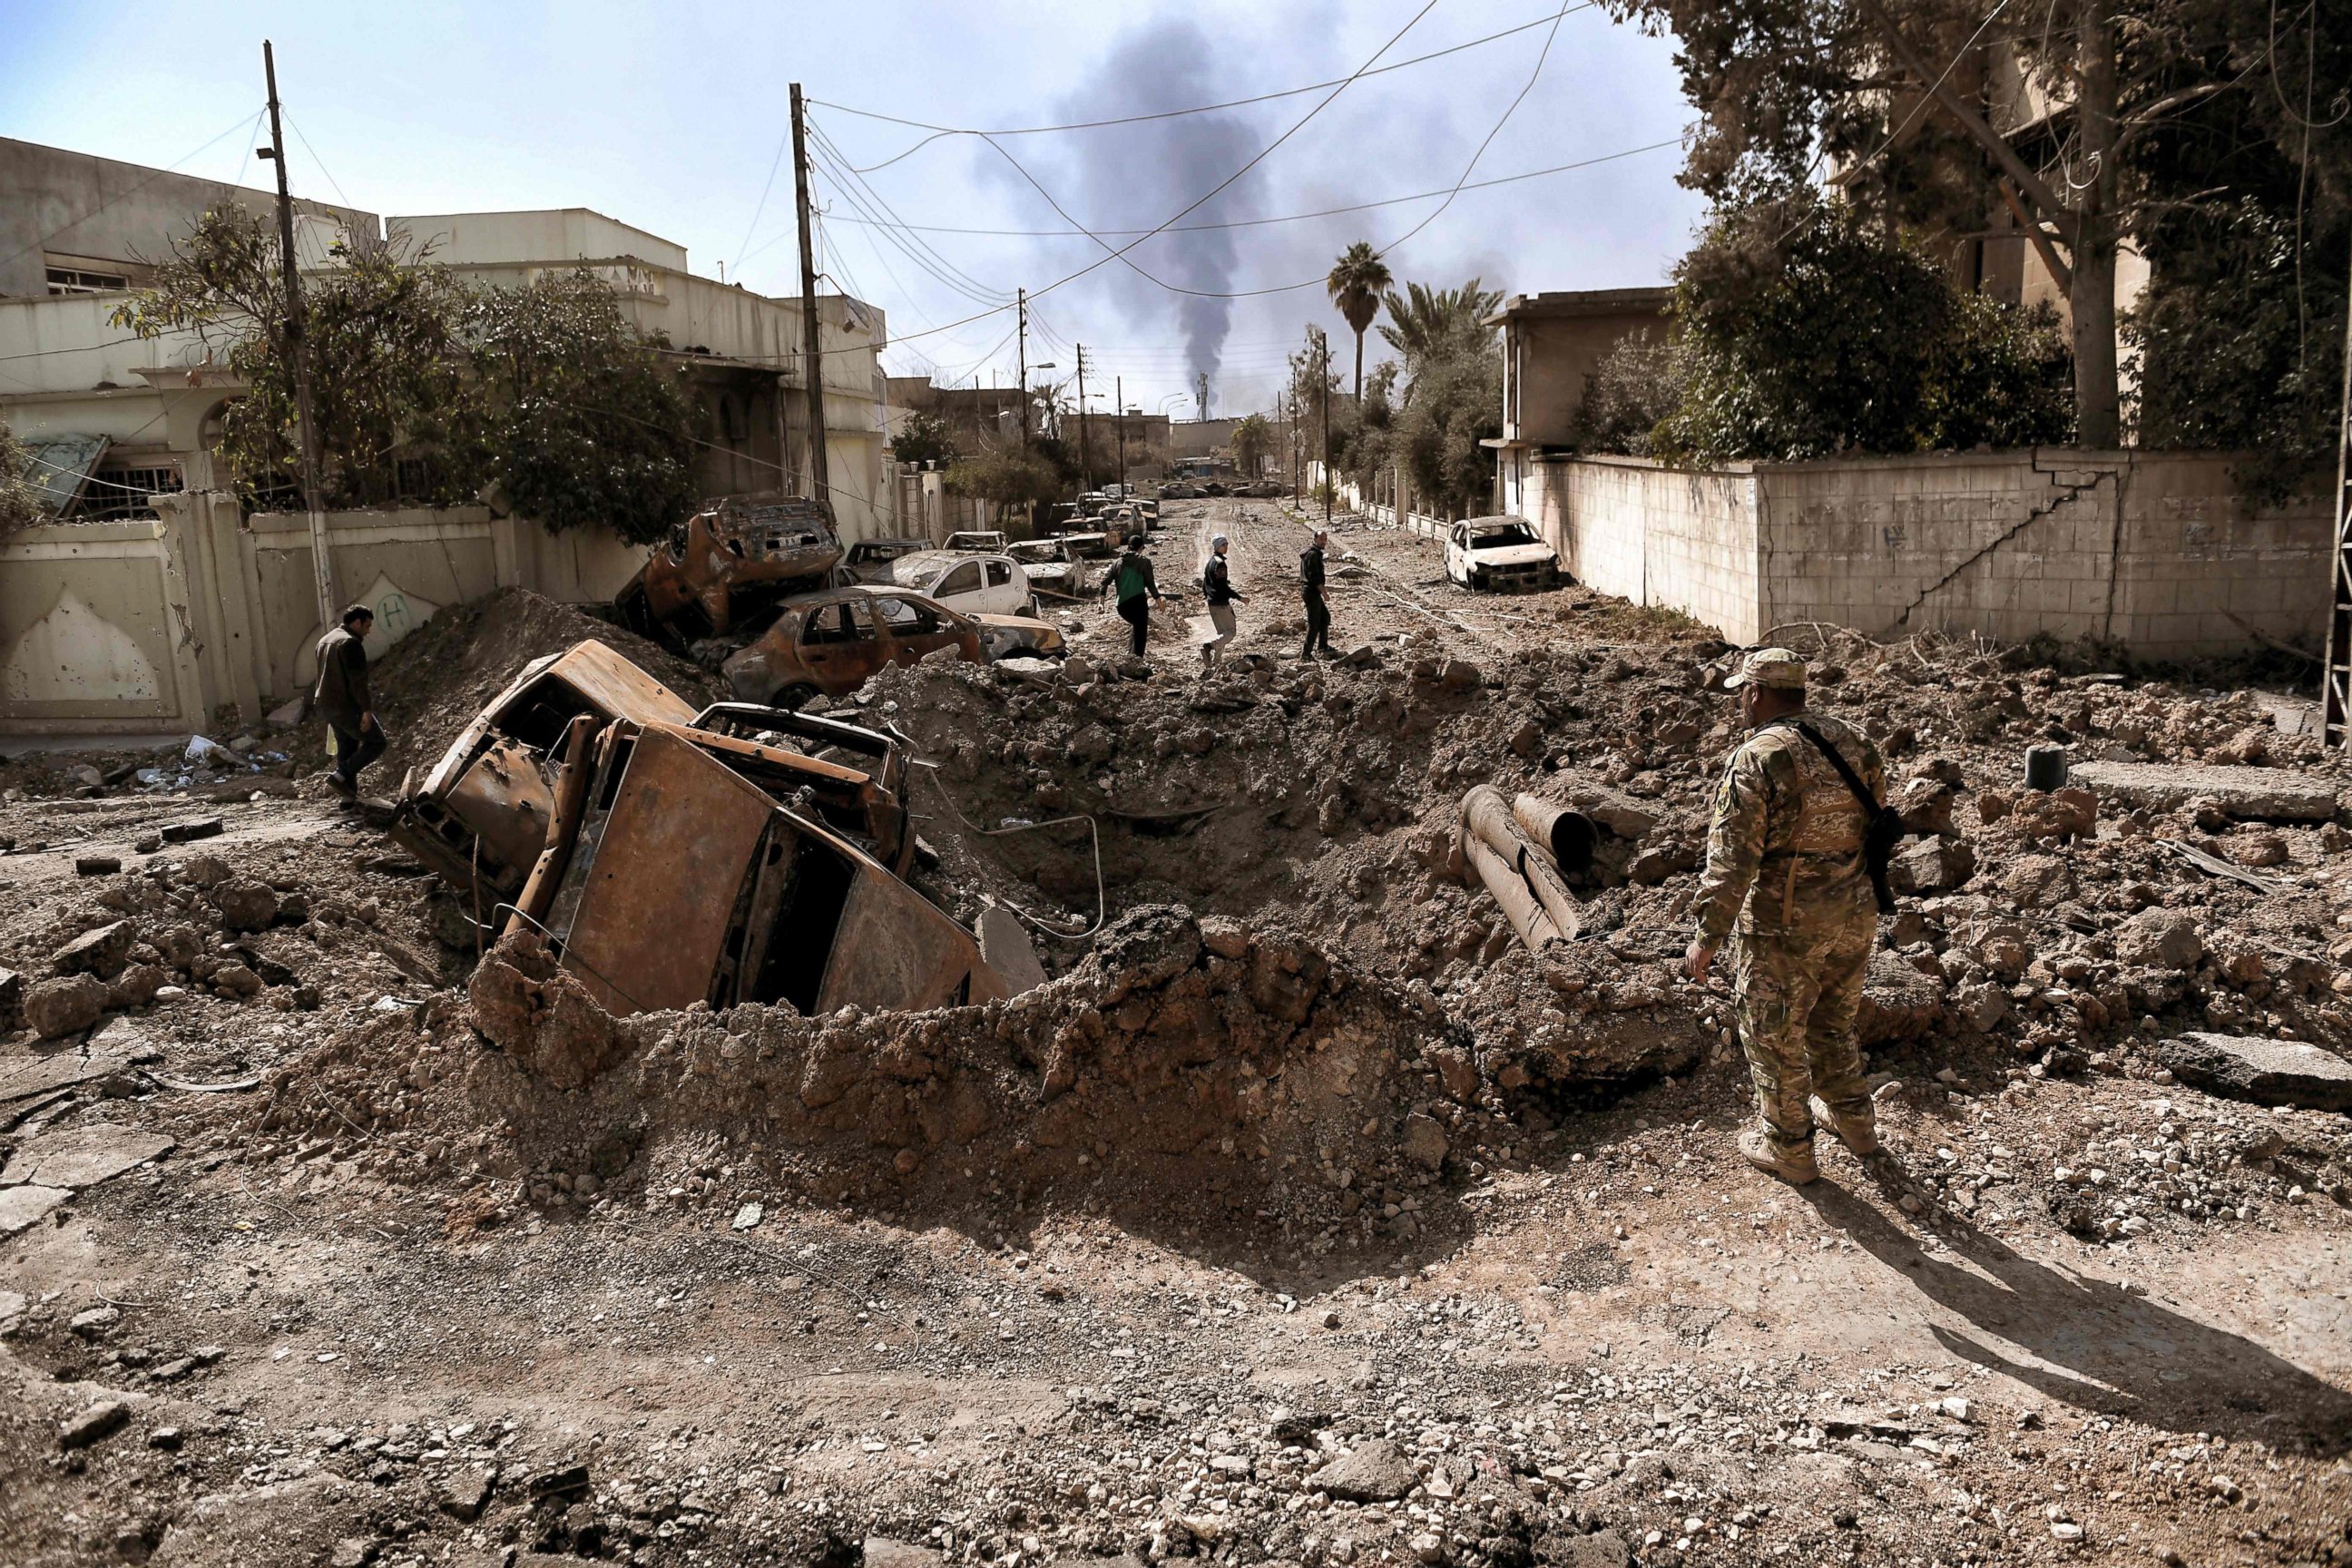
[507, 720, 1004, 1018]
[1005, 537, 1090, 600]
[615, 492, 841, 644]
[389, 641, 914, 907]
[842, 536, 931, 583]
[719, 585, 1063, 710]
[1444, 515, 1562, 593]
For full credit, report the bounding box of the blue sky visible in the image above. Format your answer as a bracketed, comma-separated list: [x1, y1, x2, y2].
[4, 0, 1705, 416]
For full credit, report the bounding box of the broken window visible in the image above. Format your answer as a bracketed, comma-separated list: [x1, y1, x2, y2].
[874, 595, 943, 638]
[45, 264, 129, 295]
[799, 604, 873, 646]
[985, 560, 1013, 589]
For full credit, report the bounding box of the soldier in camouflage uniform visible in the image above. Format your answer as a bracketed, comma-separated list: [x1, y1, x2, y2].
[1682, 649, 1887, 1183]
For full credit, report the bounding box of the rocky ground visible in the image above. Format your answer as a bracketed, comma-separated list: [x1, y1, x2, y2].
[2, 498, 2348, 1568]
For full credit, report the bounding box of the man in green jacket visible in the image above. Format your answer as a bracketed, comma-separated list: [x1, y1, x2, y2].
[313, 603, 384, 799]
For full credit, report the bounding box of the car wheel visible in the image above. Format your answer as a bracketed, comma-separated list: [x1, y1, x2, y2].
[775, 683, 821, 712]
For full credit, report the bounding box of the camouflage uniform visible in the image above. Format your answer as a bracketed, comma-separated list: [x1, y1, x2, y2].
[1692, 703, 1886, 1161]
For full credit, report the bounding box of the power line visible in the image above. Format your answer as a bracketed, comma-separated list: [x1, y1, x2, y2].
[282, 112, 356, 213]
[1376, 1, 1570, 256]
[817, 1, 1595, 166]
[0, 109, 263, 275]
[808, 140, 1680, 240]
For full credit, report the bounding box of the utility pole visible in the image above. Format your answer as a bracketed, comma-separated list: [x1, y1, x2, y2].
[1318, 328, 1333, 528]
[1075, 344, 1092, 487]
[789, 83, 829, 505]
[1114, 376, 1125, 491]
[2326, 243, 2352, 749]
[1016, 287, 1030, 448]
[260, 41, 335, 632]
[1196, 372, 1209, 424]
[1289, 389, 1300, 507]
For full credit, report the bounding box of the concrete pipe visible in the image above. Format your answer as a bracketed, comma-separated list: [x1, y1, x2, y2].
[1461, 784, 1583, 946]
[1461, 830, 1570, 953]
[1512, 793, 1600, 881]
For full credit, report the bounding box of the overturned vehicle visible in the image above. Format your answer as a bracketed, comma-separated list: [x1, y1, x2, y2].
[389, 640, 1007, 1017]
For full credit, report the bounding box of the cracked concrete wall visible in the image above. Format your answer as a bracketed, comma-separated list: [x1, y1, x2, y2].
[1528, 451, 2329, 659]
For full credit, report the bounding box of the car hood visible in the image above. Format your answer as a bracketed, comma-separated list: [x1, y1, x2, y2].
[1465, 543, 1556, 566]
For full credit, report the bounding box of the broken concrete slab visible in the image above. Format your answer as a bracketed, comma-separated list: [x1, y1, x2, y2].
[2, 1122, 175, 1188]
[976, 907, 1047, 996]
[24, 975, 109, 1040]
[2069, 760, 2337, 823]
[0, 1044, 142, 1104]
[52, 919, 138, 980]
[0, 1184, 72, 1234]
[2158, 1033, 2352, 1112]
[1308, 1437, 1418, 1502]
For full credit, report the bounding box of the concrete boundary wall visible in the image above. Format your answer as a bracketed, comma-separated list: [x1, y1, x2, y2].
[0, 494, 652, 737]
[1521, 450, 2328, 657]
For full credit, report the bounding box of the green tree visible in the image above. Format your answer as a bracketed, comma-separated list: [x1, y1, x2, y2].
[114, 208, 474, 506]
[1652, 194, 2073, 462]
[1231, 412, 1273, 476]
[1376, 279, 1502, 366]
[1572, 330, 1681, 456]
[1599, 0, 2352, 449]
[0, 423, 44, 540]
[888, 409, 959, 468]
[461, 269, 702, 544]
[1326, 240, 1393, 407]
[1396, 341, 1504, 519]
[946, 442, 1063, 512]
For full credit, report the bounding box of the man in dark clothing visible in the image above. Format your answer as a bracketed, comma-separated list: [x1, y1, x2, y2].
[1101, 536, 1162, 658]
[1299, 528, 1332, 658]
[313, 603, 383, 798]
[1200, 534, 1245, 668]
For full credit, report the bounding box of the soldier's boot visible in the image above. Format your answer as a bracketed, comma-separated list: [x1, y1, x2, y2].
[1810, 1095, 1878, 1157]
[1738, 1127, 1818, 1185]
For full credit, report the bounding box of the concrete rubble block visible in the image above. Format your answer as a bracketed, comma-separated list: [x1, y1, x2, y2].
[24, 975, 111, 1040]
[1894, 779, 1955, 836]
[110, 965, 167, 1011]
[976, 908, 1048, 995]
[863, 1542, 947, 1568]
[436, 1466, 498, 1522]
[2114, 908, 2203, 971]
[59, 1399, 132, 1450]
[1889, 836, 1975, 896]
[1196, 915, 1252, 961]
[2070, 760, 2338, 823]
[52, 920, 139, 981]
[2, 1122, 176, 1189]
[1858, 953, 1945, 1046]
[210, 880, 281, 932]
[161, 817, 225, 843]
[2158, 1033, 2352, 1112]
[0, 1185, 73, 1235]
[1308, 1437, 1418, 1503]
[2010, 787, 2097, 841]
[1400, 1113, 1450, 1171]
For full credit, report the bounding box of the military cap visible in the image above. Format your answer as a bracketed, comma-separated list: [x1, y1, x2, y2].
[1723, 646, 1808, 691]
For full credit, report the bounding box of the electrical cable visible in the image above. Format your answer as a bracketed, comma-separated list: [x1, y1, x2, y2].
[1374, 0, 1569, 257]
[808, 127, 1015, 303]
[0, 110, 264, 274]
[817, 2, 1595, 162]
[283, 113, 356, 212]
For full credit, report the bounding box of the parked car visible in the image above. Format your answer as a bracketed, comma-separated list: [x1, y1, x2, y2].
[943, 530, 1009, 553]
[387, 640, 916, 906]
[720, 585, 1062, 709]
[1005, 538, 1089, 600]
[841, 536, 931, 583]
[887, 550, 1033, 618]
[1161, 483, 1199, 500]
[1444, 516, 1562, 592]
[504, 718, 1004, 1019]
[613, 492, 839, 644]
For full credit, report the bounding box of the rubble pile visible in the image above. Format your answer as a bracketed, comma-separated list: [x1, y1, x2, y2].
[252, 906, 1700, 1251]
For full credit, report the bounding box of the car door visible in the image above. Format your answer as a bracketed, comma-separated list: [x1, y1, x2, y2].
[796, 601, 887, 695]
[871, 592, 971, 666]
[982, 557, 1025, 615]
[1446, 524, 1468, 584]
[930, 560, 985, 613]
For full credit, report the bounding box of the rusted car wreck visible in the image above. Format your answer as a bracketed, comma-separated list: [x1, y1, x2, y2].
[391, 640, 1005, 1017]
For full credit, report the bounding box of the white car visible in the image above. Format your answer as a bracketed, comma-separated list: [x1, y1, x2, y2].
[1444, 516, 1561, 593]
[888, 550, 1034, 617]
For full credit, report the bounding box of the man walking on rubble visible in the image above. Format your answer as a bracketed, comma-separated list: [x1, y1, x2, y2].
[1299, 528, 1333, 659]
[1102, 534, 1163, 659]
[1201, 533, 1246, 668]
[313, 603, 385, 800]
[1683, 648, 1886, 1185]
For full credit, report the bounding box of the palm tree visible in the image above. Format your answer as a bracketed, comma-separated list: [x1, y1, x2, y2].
[1325, 241, 1392, 408]
[1376, 279, 1504, 367]
[1230, 412, 1273, 476]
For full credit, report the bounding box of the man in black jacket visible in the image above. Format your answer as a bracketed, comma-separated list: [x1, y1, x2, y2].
[1200, 534, 1245, 668]
[312, 603, 383, 799]
[1299, 528, 1332, 658]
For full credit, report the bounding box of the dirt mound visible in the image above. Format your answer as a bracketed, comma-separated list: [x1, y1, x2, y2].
[252, 906, 1699, 1257]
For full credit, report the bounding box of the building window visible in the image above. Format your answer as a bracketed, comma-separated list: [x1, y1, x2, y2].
[46, 265, 130, 295]
[80, 464, 183, 522]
